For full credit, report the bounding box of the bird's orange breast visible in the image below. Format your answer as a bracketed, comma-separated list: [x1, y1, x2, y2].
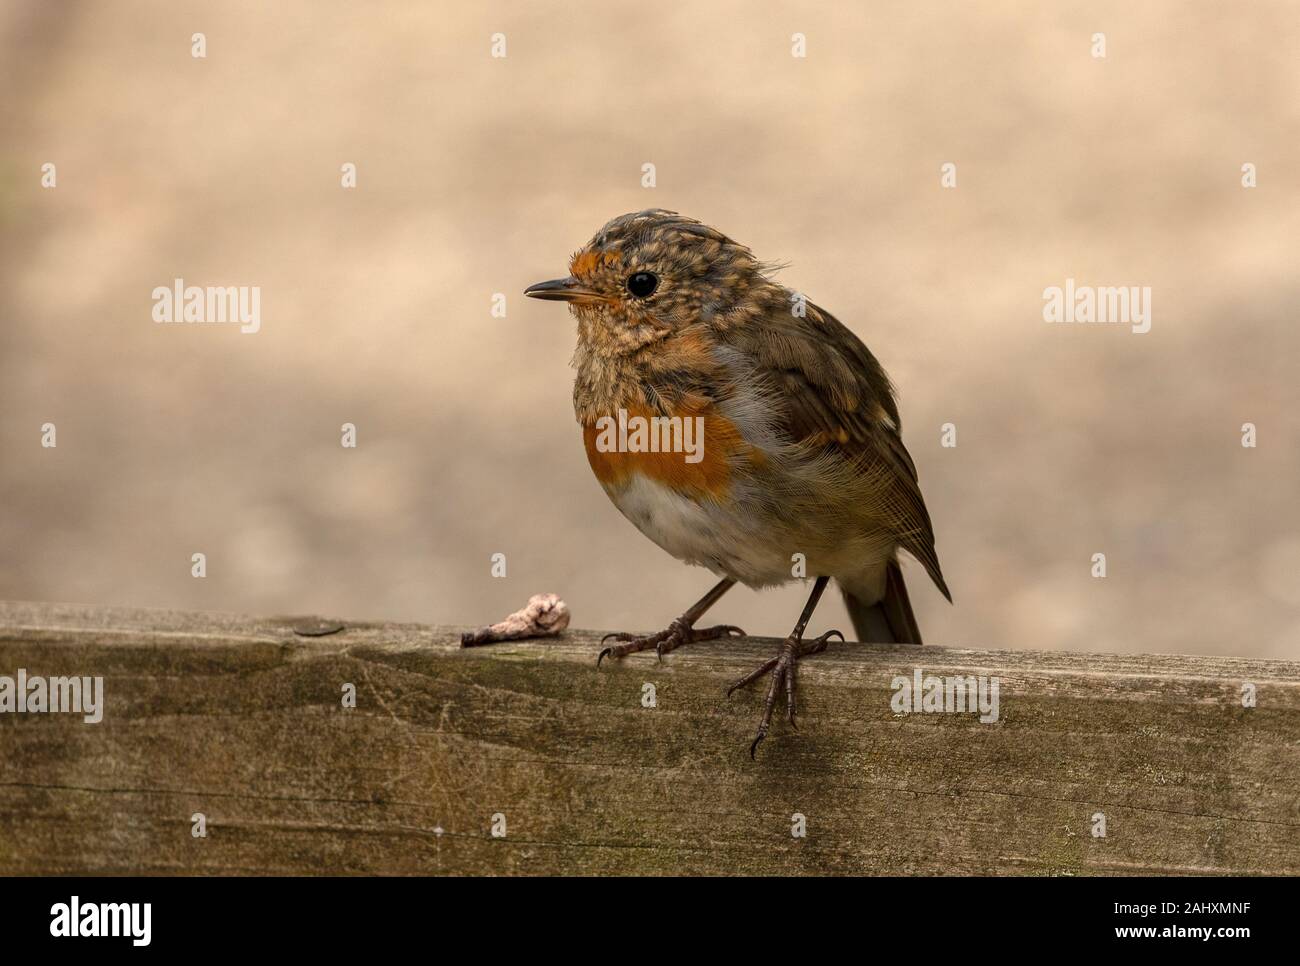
[582, 399, 756, 500]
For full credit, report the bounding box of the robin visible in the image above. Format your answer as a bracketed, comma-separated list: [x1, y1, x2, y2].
[525, 210, 950, 757]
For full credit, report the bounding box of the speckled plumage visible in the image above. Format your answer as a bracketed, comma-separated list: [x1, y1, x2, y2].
[526, 209, 951, 753]
[555, 210, 947, 606]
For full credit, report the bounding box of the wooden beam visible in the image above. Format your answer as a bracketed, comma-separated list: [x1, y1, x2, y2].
[1, 600, 1297, 875]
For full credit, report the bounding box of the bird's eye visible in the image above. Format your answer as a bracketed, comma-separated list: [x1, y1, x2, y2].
[626, 272, 658, 298]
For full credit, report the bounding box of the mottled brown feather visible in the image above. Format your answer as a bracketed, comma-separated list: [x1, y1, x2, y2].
[721, 301, 951, 601]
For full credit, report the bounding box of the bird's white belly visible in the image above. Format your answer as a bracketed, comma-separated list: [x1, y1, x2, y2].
[603, 474, 791, 586]
[602, 471, 898, 592]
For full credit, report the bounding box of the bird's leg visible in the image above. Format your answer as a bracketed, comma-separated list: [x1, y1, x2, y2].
[598, 577, 744, 666]
[726, 576, 844, 759]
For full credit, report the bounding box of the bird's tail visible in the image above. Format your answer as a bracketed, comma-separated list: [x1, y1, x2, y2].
[841, 560, 924, 645]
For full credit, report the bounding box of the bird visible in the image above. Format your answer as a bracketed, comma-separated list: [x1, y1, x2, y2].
[525, 209, 950, 757]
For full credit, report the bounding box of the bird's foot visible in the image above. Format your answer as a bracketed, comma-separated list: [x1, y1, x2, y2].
[597, 618, 745, 666]
[727, 629, 844, 759]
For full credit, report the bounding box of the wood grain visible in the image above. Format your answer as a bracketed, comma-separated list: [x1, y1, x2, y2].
[0, 600, 1296, 875]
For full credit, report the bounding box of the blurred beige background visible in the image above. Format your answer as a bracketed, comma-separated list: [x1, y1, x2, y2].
[2, 1, 1297, 658]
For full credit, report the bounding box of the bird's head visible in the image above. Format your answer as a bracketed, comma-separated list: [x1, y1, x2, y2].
[526, 210, 774, 354]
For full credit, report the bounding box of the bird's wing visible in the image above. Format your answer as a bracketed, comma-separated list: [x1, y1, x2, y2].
[722, 299, 951, 601]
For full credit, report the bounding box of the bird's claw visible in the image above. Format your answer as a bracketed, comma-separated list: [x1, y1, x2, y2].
[597, 630, 643, 667]
[728, 628, 843, 758]
[596, 620, 746, 667]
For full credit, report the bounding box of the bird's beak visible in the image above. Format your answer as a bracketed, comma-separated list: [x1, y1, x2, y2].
[524, 276, 604, 304]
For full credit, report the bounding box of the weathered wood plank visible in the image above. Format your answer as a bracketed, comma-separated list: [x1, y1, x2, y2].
[0, 600, 1297, 875]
